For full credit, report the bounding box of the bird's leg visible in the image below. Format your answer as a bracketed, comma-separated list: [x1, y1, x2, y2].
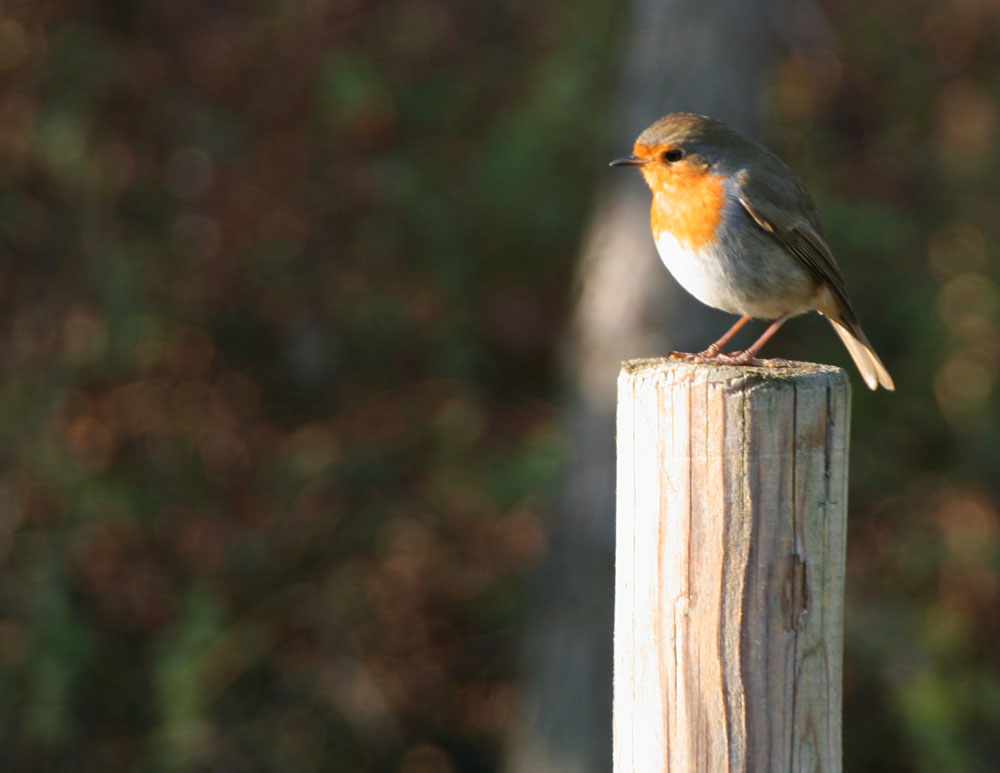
[669, 315, 751, 362]
[712, 314, 790, 365]
[698, 315, 751, 358]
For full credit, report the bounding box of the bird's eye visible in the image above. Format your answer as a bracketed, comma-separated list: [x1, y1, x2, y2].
[663, 148, 685, 163]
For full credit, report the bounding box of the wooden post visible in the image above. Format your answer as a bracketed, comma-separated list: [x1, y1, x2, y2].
[614, 358, 850, 772]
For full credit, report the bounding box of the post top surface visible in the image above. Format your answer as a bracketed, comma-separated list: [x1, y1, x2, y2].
[620, 357, 849, 388]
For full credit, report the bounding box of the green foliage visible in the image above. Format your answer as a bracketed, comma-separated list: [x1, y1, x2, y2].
[0, 0, 615, 769]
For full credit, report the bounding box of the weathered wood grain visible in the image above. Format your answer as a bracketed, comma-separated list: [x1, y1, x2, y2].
[614, 359, 850, 772]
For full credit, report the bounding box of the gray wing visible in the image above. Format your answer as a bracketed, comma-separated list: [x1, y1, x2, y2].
[735, 167, 855, 316]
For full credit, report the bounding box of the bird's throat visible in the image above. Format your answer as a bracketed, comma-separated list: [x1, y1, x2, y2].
[647, 169, 725, 251]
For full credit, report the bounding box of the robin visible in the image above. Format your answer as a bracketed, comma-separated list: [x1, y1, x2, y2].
[611, 112, 894, 390]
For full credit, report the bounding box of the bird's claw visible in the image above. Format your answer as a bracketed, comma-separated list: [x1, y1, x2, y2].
[667, 352, 793, 369]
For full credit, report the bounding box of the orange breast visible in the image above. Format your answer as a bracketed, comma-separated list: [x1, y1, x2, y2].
[640, 151, 725, 251]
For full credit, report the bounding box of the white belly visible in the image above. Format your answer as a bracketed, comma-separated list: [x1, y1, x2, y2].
[654, 231, 744, 314]
[653, 230, 814, 319]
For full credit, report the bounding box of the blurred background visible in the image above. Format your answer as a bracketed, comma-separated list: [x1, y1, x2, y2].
[1, 0, 999, 770]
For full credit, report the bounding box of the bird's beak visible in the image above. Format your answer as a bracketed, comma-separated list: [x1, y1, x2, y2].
[609, 154, 645, 167]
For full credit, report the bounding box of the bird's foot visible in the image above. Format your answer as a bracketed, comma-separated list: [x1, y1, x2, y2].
[704, 350, 756, 366]
[667, 344, 725, 363]
[668, 351, 793, 368]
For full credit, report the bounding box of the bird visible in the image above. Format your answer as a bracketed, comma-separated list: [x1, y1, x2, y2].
[610, 112, 894, 390]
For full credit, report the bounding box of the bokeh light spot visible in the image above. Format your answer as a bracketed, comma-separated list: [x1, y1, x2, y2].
[398, 742, 455, 773]
[935, 273, 999, 334]
[936, 79, 998, 170]
[934, 352, 994, 419]
[926, 222, 986, 280]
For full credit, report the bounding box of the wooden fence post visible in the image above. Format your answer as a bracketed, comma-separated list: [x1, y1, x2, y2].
[614, 358, 850, 772]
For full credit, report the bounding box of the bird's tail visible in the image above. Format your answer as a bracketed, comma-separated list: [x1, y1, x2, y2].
[827, 317, 894, 391]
